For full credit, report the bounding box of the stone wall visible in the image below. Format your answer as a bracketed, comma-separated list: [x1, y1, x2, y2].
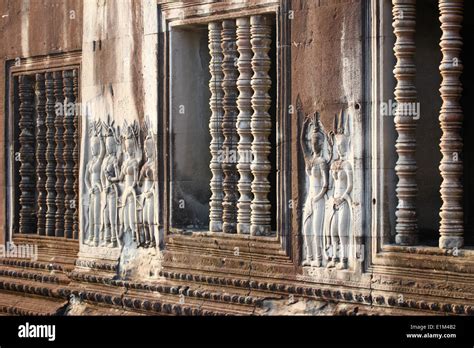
[1, 0, 474, 316]
[0, 0, 82, 244]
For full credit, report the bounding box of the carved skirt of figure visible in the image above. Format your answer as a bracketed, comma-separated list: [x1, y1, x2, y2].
[121, 186, 138, 236]
[328, 199, 351, 239]
[102, 184, 119, 239]
[141, 189, 155, 225]
[302, 196, 326, 236]
[89, 184, 102, 226]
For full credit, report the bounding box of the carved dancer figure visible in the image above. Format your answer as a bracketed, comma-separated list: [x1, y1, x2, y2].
[120, 121, 141, 245]
[326, 110, 353, 270]
[84, 121, 105, 246]
[100, 117, 122, 248]
[139, 121, 158, 248]
[300, 112, 329, 267]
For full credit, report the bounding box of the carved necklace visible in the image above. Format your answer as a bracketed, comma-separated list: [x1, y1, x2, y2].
[333, 160, 344, 179]
[309, 154, 322, 169]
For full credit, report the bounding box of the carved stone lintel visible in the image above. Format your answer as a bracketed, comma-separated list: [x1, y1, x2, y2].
[392, 0, 418, 245]
[250, 15, 272, 236]
[221, 19, 239, 234]
[236, 17, 253, 235]
[438, 0, 464, 249]
[73, 69, 79, 240]
[35, 73, 47, 236]
[18, 74, 36, 234]
[45, 72, 57, 237]
[54, 71, 65, 237]
[208, 22, 224, 233]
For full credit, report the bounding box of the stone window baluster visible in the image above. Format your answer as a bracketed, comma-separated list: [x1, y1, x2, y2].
[392, 0, 419, 245]
[45, 72, 56, 236]
[209, 22, 225, 233]
[73, 69, 80, 240]
[438, 0, 464, 249]
[63, 70, 75, 239]
[45, 72, 57, 236]
[221, 19, 239, 234]
[236, 17, 253, 235]
[53, 71, 65, 237]
[250, 15, 272, 236]
[35, 73, 47, 236]
[18, 74, 36, 234]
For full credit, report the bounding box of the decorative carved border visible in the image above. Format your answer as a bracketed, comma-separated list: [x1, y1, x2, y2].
[0, 269, 61, 285]
[1, 257, 473, 315]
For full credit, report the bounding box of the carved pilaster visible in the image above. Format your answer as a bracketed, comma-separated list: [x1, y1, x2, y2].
[439, 0, 464, 249]
[236, 17, 253, 235]
[221, 19, 239, 234]
[72, 69, 79, 240]
[53, 71, 65, 237]
[250, 15, 272, 236]
[392, 0, 418, 245]
[18, 75, 36, 234]
[45, 72, 56, 236]
[208, 22, 224, 233]
[63, 70, 75, 239]
[35, 73, 47, 236]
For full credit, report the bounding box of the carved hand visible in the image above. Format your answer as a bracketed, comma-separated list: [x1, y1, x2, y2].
[334, 197, 343, 207]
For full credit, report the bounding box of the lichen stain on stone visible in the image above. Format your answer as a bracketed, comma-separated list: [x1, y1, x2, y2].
[20, 0, 30, 57]
[131, 0, 144, 123]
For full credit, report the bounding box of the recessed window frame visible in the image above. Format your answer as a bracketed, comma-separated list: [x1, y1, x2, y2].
[5, 52, 82, 262]
[158, 0, 294, 258]
[369, 0, 474, 275]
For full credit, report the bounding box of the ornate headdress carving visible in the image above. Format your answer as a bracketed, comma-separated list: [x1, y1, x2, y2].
[332, 109, 351, 159]
[142, 118, 157, 161]
[143, 118, 157, 143]
[309, 112, 324, 136]
[89, 120, 102, 137]
[333, 109, 350, 136]
[122, 120, 142, 162]
[122, 120, 140, 140]
[102, 114, 121, 144]
[296, 94, 304, 114]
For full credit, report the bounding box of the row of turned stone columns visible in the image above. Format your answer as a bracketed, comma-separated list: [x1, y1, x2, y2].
[208, 15, 273, 236]
[392, 0, 464, 249]
[17, 70, 79, 239]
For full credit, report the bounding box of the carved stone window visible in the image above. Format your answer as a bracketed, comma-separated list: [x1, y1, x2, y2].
[168, 13, 278, 237]
[372, 0, 474, 271]
[7, 57, 81, 244]
[388, 0, 471, 249]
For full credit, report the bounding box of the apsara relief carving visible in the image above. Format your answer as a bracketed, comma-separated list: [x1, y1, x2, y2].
[139, 121, 159, 248]
[83, 118, 159, 249]
[84, 120, 105, 246]
[101, 117, 122, 248]
[300, 111, 330, 267]
[326, 110, 353, 270]
[300, 104, 354, 270]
